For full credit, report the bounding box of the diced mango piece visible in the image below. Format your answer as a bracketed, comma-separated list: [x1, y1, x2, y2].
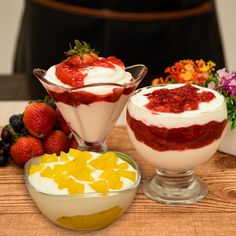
[53, 164, 67, 174]
[89, 180, 108, 193]
[60, 151, 69, 162]
[29, 164, 45, 176]
[89, 152, 118, 170]
[58, 178, 75, 190]
[53, 173, 68, 184]
[99, 170, 116, 180]
[70, 169, 94, 182]
[108, 174, 123, 190]
[67, 182, 85, 194]
[116, 162, 129, 170]
[117, 170, 136, 182]
[68, 148, 81, 159]
[65, 160, 77, 171]
[40, 166, 54, 178]
[39, 153, 58, 163]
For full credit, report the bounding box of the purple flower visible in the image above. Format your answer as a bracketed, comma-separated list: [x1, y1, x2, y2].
[217, 69, 236, 96]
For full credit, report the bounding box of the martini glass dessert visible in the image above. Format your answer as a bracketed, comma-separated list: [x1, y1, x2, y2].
[127, 84, 227, 204]
[34, 40, 147, 152]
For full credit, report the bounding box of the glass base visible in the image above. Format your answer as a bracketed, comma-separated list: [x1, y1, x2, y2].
[143, 169, 208, 204]
[78, 141, 108, 152]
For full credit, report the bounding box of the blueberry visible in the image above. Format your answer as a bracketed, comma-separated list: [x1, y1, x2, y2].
[2, 142, 11, 155]
[0, 153, 9, 167]
[48, 99, 57, 110]
[1, 130, 12, 143]
[9, 115, 24, 132]
[20, 127, 28, 136]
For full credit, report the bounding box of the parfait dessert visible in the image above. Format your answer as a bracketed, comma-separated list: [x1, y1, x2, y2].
[34, 40, 147, 151]
[24, 150, 140, 231]
[127, 84, 227, 204]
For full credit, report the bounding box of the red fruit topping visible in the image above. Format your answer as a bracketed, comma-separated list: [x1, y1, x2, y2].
[145, 84, 216, 113]
[43, 130, 70, 155]
[55, 109, 71, 135]
[10, 137, 44, 166]
[23, 102, 56, 138]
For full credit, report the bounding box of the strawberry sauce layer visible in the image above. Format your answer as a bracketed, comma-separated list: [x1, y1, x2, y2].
[127, 111, 227, 151]
[145, 84, 215, 113]
[48, 88, 125, 106]
[55, 56, 124, 87]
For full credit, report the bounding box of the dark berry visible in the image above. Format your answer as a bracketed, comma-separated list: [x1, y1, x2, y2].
[20, 127, 28, 136]
[1, 130, 12, 143]
[9, 115, 24, 132]
[2, 143, 11, 155]
[48, 99, 57, 110]
[0, 154, 9, 167]
[0, 140, 3, 149]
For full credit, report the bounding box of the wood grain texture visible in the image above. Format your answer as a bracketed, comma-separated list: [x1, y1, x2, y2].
[0, 126, 236, 236]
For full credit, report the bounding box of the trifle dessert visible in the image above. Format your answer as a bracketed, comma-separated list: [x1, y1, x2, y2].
[34, 40, 147, 151]
[126, 84, 227, 204]
[24, 149, 140, 231]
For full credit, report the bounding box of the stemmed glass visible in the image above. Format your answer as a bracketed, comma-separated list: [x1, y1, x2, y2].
[126, 84, 227, 204]
[34, 64, 147, 152]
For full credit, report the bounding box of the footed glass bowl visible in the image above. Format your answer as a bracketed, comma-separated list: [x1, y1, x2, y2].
[126, 84, 227, 204]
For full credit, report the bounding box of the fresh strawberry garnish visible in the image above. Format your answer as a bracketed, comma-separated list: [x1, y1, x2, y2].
[55, 108, 71, 135]
[65, 40, 98, 66]
[56, 40, 99, 87]
[43, 130, 70, 155]
[23, 102, 56, 138]
[10, 137, 44, 166]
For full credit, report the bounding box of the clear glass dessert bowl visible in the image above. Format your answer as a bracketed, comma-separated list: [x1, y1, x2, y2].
[126, 84, 227, 204]
[34, 65, 147, 152]
[24, 151, 141, 231]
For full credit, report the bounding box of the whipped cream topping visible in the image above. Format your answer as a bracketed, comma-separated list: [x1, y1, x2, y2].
[128, 84, 227, 128]
[45, 60, 132, 89]
[28, 151, 137, 195]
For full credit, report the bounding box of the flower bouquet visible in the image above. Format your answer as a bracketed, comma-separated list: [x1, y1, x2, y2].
[152, 59, 236, 155]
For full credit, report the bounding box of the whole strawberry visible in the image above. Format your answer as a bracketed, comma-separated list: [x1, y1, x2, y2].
[43, 130, 70, 155]
[55, 109, 71, 135]
[23, 102, 56, 138]
[10, 137, 44, 166]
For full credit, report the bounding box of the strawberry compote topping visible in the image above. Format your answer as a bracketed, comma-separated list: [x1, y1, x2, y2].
[145, 84, 215, 113]
[55, 56, 124, 87]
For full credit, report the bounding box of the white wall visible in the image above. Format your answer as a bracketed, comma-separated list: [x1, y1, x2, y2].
[0, 0, 235, 74]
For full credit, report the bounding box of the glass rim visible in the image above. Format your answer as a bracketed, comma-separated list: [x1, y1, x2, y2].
[24, 151, 141, 198]
[33, 64, 147, 91]
[128, 83, 226, 117]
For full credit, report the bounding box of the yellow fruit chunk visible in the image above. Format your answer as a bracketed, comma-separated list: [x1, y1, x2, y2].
[58, 178, 75, 190]
[39, 153, 58, 163]
[67, 182, 85, 194]
[53, 164, 67, 174]
[116, 162, 129, 170]
[89, 180, 108, 193]
[40, 166, 54, 178]
[57, 206, 122, 230]
[28, 164, 45, 176]
[64, 160, 77, 171]
[99, 170, 116, 180]
[117, 170, 136, 182]
[76, 151, 92, 161]
[69, 167, 94, 182]
[53, 173, 68, 184]
[68, 148, 81, 159]
[60, 151, 69, 162]
[108, 174, 123, 190]
[89, 152, 118, 170]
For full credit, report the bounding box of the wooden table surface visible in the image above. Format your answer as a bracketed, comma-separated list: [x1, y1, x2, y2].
[0, 102, 236, 235]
